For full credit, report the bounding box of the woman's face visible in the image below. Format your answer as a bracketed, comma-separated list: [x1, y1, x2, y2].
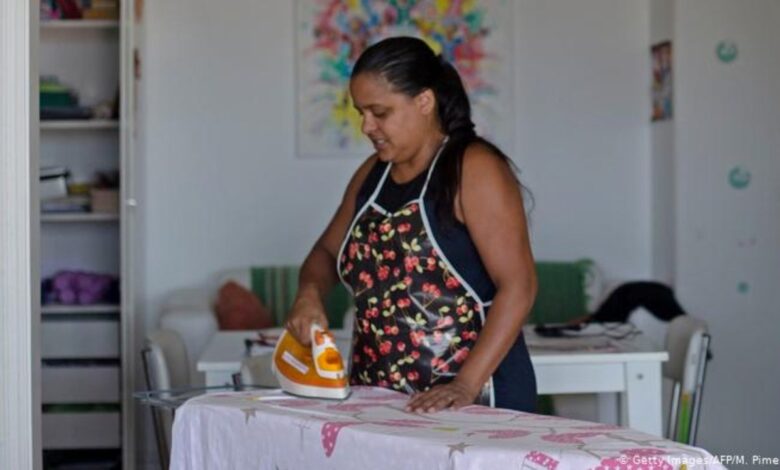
[350, 73, 438, 164]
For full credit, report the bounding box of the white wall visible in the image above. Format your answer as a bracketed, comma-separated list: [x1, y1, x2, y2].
[141, 0, 355, 318]
[515, 1, 651, 279]
[674, 0, 780, 460]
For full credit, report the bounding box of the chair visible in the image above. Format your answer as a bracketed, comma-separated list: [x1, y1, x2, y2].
[663, 315, 711, 445]
[141, 329, 191, 470]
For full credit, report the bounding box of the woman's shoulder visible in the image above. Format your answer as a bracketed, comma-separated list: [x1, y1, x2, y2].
[461, 141, 515, 185]
[355, 153, 381, 181]
[348, 153, 379, 186]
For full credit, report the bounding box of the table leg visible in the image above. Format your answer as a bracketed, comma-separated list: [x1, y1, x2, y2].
[622, 361, 663, 436]
[205, 371, 234, 388]
[596, 393, 619, 425]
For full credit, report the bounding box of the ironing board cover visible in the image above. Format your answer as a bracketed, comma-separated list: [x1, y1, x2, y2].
[170, 386, 725, 470]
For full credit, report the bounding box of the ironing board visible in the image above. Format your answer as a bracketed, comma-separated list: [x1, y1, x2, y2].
[170, 386, 725, 469]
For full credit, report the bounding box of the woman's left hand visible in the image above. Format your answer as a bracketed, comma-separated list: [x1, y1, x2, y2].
[405, 380, 480, 413]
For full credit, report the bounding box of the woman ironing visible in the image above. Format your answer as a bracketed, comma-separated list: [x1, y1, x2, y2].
[285, 36, 538, 413]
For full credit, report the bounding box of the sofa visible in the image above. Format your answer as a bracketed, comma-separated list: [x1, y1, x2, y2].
[159, 259, 614, 386]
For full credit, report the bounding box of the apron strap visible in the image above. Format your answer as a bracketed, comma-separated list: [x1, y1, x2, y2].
[420, 136, 449, 199]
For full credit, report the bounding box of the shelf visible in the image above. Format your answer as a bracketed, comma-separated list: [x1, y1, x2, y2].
[40, 120, 119, 130]
[42, 213, 119, 223]
[41, 304, 120, 315]
[39, 8, 131, 467]
[41, 20, 119, 30]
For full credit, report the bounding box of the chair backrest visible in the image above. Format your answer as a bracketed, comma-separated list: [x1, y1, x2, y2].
[146, 329, 190, 391]
[663, 315, 710, 445]
[143, 329, 190, 469]
[663, 315, 708, 390]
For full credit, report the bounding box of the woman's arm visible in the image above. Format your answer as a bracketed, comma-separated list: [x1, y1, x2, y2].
[286, 155, 377, 345]
[406, 144, 537, 412]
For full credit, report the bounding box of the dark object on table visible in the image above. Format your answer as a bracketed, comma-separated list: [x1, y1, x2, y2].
[591, 281, 686, 323]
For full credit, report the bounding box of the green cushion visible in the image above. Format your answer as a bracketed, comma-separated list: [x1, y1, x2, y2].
[528, 259, 591, 324]
[529, 259, 594, 415]
[250, 266, 351, 329]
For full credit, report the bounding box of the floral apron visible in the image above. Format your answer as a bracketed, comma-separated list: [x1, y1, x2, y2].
[337, 144, 494, 406]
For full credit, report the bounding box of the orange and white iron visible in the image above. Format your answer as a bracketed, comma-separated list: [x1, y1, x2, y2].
[271, 323, 350, 400]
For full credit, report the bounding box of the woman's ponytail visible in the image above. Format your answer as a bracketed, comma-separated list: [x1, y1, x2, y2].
[431, 57, 481, 225]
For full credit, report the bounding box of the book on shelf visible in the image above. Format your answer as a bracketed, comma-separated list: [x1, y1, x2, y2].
[41, 107, 93, 121]
[41, 195, 90, 213]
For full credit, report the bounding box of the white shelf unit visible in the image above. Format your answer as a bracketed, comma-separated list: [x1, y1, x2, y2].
[39, 4, 135, 469]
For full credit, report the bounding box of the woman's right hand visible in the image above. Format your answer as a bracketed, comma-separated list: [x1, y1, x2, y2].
[284, 295, 329, 346]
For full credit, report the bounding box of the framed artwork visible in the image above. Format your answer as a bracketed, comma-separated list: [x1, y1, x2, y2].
[295, 0, 515, 158]
[651, 41, 673, 122]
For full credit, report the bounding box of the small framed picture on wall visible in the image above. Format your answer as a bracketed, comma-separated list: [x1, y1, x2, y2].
[651, 41, 673, 122]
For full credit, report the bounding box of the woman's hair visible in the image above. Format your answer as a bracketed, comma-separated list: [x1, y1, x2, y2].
[351, 36, 532, 224]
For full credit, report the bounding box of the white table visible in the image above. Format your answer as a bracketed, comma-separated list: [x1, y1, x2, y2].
[197, 325, 668, 436]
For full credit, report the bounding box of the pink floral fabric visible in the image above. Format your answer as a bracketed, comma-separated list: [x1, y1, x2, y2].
[171, 387, 726, 470]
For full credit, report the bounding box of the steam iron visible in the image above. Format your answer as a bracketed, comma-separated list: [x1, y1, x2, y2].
[271, 323, 350, 400]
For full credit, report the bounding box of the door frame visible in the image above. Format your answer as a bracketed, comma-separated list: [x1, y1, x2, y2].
[0, 1, 41, 469]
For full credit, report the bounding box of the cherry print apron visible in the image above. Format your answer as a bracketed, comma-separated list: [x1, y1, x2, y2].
[337, 143, 494, 406]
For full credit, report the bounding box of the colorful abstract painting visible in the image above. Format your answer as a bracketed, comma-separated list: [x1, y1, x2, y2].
[296, 0, 514, 158]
